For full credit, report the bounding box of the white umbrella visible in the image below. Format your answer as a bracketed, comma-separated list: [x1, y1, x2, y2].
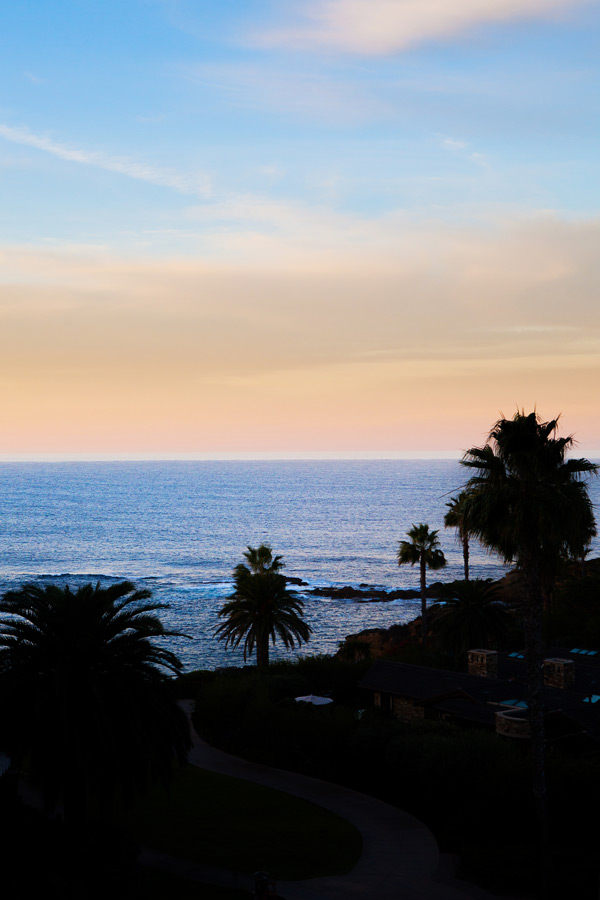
[294, 694, 333, 705]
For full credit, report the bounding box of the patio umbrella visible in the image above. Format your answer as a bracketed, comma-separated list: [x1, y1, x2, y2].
[294, 694, 333, 705]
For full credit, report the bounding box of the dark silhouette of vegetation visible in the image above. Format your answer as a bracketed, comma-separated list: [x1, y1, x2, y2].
[397, 524, 446, 643]
[336, 635, 373, 662]
[0, 581, 190, 823]
[239, 543, 285, 574]
[190, 659, 600, 899]
[545, 569, 600, 647]
[431, 579, 514, 656]
[215, 544, 311, 667]
[460, 410, 597, 894]
[444, 490, 475, 580]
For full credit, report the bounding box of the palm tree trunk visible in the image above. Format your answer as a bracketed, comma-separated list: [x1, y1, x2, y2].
[522, 557, 550, 900]
[420, 555, 427, 643]
[462, 534, 470, 581]
[256, 632, 269, 668]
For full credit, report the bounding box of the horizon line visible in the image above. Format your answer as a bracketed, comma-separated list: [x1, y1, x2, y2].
[1, 449, 599, 463]
[0, 449, 463, 462]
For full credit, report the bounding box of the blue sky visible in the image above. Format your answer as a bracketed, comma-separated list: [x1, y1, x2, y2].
[1, 0, 600, 455]
[3, 0, 600, 248]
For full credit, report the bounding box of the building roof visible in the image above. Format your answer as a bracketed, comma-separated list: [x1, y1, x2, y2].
[360, 657, 600, 742]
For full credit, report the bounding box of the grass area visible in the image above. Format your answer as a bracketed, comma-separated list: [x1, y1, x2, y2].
[122, 764, 362, 881]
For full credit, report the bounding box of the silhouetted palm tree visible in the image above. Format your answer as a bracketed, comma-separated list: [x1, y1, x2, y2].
[397, 524, 446, 642]
[461, 410, 597, 892]
[444, 491, 475, 580]
[215, 544, 311, 667]
[240, 544, 284, 574]
[0, 581, 190, 823]
[432, 579, 513, 656]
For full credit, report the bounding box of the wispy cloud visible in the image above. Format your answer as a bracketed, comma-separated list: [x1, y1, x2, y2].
[0, 123, 212, 197]
[253, 0, 592, 55]
[24, 71, 44, 85]
[438, 134, 492, 170]
[182, 62, 391, 124]
[441, 137, 468, 150]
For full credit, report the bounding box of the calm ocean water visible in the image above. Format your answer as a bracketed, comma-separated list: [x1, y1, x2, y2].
[0, 460, 598, 670]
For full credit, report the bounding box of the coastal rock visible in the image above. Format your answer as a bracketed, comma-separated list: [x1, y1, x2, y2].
[337, 624, 411, 660]
[308, 582, 446, 602]
[336, 560, 600, 661]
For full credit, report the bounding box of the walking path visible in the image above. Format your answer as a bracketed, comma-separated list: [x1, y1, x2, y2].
[141, 702, 507, 900]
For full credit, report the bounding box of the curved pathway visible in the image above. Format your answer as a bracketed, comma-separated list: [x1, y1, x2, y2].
[142, 702, 505, 900]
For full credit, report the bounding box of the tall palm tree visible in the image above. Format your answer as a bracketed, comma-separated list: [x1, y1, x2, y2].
[240, 544, 284, 575]
[215, 544, 312, 667]
[397, 524, 446, 643]
[460, 410, 597, 888]
[444, 490, 474, 580]
[0, 581, 190, 822]
[432, 579, 513, 656]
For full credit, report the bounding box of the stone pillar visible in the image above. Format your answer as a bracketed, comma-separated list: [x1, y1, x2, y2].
[543, 658, 575, 689]
[468, 649, 498, 678]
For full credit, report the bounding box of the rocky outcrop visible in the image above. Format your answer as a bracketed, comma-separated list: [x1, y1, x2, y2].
[337, 623, 413, 660]
[307, 582, 446, 602]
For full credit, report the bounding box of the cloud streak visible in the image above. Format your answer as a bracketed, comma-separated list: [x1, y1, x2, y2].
[0, 123, 212, 197]
[182, 62, 390, 124]
[254, 0, 592, 54]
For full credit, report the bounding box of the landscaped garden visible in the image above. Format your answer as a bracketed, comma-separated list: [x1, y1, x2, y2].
[185, 653, 600, 899]
[122, 762, 362, 880]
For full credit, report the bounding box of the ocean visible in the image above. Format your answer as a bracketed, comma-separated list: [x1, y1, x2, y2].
[0, 459, 597, 670]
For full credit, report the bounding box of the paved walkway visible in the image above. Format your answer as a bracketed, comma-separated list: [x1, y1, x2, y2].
[141, 702, 508, 900]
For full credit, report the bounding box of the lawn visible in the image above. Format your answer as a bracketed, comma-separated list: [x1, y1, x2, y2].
[123, 764, 362, 881]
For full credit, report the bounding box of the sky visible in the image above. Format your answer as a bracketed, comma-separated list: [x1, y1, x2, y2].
[1, 0, 600, 458]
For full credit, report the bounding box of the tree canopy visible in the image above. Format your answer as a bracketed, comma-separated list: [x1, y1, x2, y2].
[460, 410, 598, 889]
[460, 411, 597, 577]
[0, 580, 190, 820]
[432, 579, 513, 656]
[215, 544, 312, 667]
[444, 490, 475, 581]
[398, 523, 446, 642]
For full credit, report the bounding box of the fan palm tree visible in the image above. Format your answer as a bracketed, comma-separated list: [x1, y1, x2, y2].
[397, 524, 446, 643]
[215, 544, 311, 667]
[432, 579, 513, 656]
[240, 544, 284, 574]
[0, 581, 190, 823]
[460, 410, 597, 888]
[444, 491, 475, 581]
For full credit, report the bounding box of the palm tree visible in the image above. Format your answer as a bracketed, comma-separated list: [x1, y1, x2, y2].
[215, 544, 312, 667]
[0, 581, 190, 823]
[240, 544, 284, 574]
[432, 579, 513, 656]
[460, 410, 597, 889]
[397, 524, 446, 643]
[444, 490, 474, 580]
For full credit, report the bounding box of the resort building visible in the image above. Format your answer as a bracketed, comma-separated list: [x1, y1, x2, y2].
[360, 648, 600, 751]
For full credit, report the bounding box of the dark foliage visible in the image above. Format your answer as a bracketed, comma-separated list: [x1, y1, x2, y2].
[192, 658, 600, 898]
[0, 581, 191, 819]
[215, 545, 311, 666]
[545, 572, 600, 647]
[431, 579, 515, 655]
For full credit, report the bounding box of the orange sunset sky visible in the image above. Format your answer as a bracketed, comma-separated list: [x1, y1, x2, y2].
[2, 1, 600, 458]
